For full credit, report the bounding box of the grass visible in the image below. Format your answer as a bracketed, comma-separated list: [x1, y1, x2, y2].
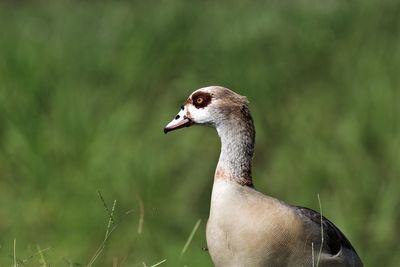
[9, 191, 200, 266]
[12, 241, 51, 267]
[0, 0, 399, 266]
[316, 194, 324, 267]
[311, 194, 324, 267]
[87, 194, 117, 267]
[10, 193, 126, 267]
[180, 219, 202, 258]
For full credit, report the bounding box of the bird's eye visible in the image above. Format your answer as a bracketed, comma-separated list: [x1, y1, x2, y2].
[191, 92, 211, 108]
[196, 97, 204, 104]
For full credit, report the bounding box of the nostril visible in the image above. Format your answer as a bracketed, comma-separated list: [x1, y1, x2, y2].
[175, 114, 180, 120]
[180, 105, 184, 110]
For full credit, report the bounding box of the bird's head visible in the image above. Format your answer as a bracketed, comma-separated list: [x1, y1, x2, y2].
[164, 86, 249, 133]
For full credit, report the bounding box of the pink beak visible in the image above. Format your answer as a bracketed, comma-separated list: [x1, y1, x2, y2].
[164, 106, 193, 134]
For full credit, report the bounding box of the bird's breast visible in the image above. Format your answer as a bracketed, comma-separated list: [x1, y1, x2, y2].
[206, 180, 305, 267]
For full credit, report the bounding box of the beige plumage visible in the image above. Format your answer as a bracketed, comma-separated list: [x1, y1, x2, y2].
[164, 86, 363, 267]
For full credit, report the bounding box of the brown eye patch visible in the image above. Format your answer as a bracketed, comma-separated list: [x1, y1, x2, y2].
[192, 91, 212, 108]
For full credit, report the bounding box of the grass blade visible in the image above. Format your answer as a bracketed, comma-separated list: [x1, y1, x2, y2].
[180, 219, 201, 257]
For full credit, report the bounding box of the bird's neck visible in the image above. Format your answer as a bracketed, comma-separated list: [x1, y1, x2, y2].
[214, 107, 255, 187]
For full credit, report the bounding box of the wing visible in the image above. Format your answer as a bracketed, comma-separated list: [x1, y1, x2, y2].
[295, 206, 358, 256]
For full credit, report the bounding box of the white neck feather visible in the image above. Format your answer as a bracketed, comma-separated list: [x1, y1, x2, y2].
[214, 107, 255, 187]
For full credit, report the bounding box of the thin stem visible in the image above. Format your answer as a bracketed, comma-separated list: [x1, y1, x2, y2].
[316, 194, 324, 267]
[180, 219, 202, 257]
[13, 238, 17, 267]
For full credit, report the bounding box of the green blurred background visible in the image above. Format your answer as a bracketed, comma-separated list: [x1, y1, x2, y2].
[0, 0, 399, 266]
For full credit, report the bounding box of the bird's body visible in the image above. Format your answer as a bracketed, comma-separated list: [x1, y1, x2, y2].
[208, 180, 304, 266]
[207, 180, 361, 267]
[164, 86, 363, 267]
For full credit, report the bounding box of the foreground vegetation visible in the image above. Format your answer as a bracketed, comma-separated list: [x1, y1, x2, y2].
[0, 1, 399, 266]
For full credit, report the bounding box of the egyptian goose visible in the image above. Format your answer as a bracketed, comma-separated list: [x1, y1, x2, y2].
[164, 86, 363, 267]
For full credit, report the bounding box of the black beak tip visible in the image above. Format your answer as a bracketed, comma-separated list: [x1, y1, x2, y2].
[163, 127, 169, 134]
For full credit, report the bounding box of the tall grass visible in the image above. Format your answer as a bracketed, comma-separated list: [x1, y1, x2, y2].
[0, 0, 399, 266]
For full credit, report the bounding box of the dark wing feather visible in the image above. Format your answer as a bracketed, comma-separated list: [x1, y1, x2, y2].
[294, 206, 359, 256]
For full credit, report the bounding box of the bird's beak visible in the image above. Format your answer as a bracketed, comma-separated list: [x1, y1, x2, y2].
[164, 106, 193, 134]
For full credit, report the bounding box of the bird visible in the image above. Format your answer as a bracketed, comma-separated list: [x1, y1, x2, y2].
[164, 86, 363, 267]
